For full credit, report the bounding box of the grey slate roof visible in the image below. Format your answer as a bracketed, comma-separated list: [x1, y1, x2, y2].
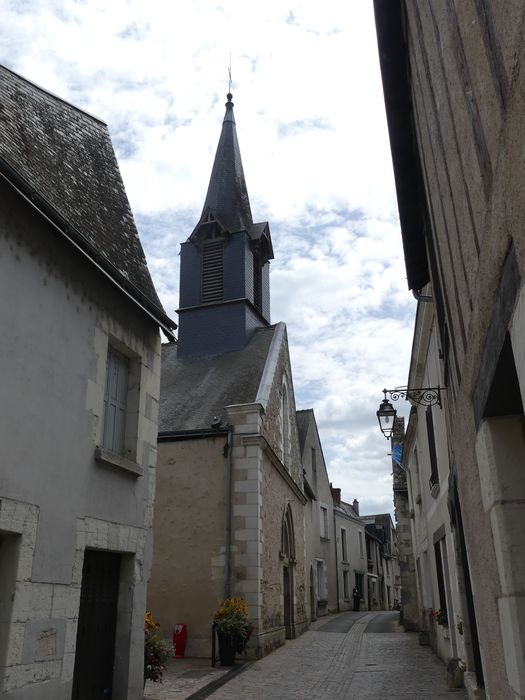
[201, 94, 253, 235]
[296, 409, 314, 454]
[159, 325, 277, 432]
[0, 65, 174, 332]
[190, 94, 273, 259]
[337, 500, 361, 521]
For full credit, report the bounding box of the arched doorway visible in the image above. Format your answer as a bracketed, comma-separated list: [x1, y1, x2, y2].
[281, 504, 295, 638]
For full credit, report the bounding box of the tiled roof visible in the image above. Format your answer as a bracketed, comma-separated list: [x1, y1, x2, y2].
[159, 325, 277, 432]
[0, 65, 174, 333]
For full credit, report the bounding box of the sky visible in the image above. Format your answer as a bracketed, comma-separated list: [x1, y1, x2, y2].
[1, 0, 415, 515]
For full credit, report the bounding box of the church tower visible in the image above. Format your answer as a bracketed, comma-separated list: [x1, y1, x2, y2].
[177, 93, 274, 358]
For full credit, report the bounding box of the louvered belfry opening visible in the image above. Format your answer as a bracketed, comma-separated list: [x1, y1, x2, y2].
[201, 239, 224, 303]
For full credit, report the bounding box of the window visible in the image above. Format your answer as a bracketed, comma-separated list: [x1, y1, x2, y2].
[343, 570, 349, 599]
[316, 560, 325, 600]
[320, 506, 329, 539]
[341, 528, 348, 562]
[359, 531, 364, 558]
[434, 539, 448, 619]
[98, 342, 142, 473]
[102, 347, 129, 455]
[281, 383, 290, 466]
[201, 240, 223, 303]
[426, 406, 440, 489]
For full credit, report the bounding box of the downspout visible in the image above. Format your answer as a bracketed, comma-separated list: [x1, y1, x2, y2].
[412, 289, 432, 303]
[333, 509, 340, 613]
[223, 427, 233, 600]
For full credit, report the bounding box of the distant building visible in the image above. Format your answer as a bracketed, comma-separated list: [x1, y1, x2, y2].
[391, 417, 418, 631]
[375, 1, 525, 696]
[298, 409, 337, 619]
[332, 494, 368, 611]
[402, 302, 467, 663]
[148, 93, 308, 659]
[0, 65, 174, 698]
[361, 513, 400, 611]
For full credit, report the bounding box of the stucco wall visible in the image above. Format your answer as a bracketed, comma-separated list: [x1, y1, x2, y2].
[148, 437, 227, 657]
[301, 415, 337, 618]
[397, 3, 525, 696]
[0, 181, 161, 698]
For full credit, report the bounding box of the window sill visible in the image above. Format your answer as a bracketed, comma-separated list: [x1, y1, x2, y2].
[95, 447, 143, 476]
[320, 536, 330, 543]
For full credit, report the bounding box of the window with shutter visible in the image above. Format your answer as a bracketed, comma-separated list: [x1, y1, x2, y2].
[102, 348, 129, 455]
[341, 528, 348, 562]
[201, 240, 223, 303]
[320, 506, 329, 539]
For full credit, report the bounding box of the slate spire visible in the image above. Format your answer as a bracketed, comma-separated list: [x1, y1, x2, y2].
[199, 93, 253, 233]
[178, 92, 273, 358]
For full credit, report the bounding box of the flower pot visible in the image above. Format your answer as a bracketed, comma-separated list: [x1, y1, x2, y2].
[217, 631, 238, 666]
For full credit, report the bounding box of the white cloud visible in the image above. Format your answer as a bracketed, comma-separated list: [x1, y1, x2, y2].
[0, 0, 415, 517]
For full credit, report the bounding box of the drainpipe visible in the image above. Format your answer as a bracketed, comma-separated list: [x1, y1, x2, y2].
[333, 509, 340, 612]
[412, 289, 432, 303]
[223, 427, 233, 600]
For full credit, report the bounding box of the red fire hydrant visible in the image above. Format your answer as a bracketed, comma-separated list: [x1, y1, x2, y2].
[173, 624, 187, 659]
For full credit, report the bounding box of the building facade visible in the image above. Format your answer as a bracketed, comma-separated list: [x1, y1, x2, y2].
[375, 2, 525, 697]
[148, 94, 308, 659]
[0, 66, 174, 698]
[332, 495, 368, 612]
[298, 410, 337, 620]
[403, 300, 468, 664]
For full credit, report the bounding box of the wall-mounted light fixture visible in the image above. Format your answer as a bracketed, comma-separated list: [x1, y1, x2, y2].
[376, 386, 443, 439]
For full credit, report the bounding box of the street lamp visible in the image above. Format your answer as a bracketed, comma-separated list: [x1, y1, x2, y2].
[376, 386, 443, 439]
[376, 393, 397, 439]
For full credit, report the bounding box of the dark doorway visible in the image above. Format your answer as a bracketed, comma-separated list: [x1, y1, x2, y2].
[283, 566, 292, 638]
[72, 550, 120, 699]
[309, 567, 316, 622]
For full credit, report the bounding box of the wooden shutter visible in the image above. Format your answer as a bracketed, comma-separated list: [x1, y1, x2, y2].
[201, 241, 223, 303]
[102, 348, 129, 454]
[426, 406, 439, 487]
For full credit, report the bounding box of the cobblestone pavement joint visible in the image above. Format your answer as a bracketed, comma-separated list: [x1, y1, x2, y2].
[145, 612, 467, 699]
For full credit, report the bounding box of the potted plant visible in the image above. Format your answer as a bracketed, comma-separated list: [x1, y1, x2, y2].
[213, 598, 253, 666]
[430, 608, 448, 627]
[144, 611, 172, 684]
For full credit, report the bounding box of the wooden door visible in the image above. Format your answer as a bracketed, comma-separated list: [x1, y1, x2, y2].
[72, 550, 120, 699]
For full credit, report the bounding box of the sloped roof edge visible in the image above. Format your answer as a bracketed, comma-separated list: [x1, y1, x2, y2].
[0, 158, 176, 339]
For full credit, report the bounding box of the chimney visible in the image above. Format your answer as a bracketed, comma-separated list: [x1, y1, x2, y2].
[331, 487, 341, 506]
[352, 499, 359, 515]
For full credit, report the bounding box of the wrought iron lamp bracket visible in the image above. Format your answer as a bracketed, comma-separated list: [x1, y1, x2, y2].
[382, 386, 443, 409]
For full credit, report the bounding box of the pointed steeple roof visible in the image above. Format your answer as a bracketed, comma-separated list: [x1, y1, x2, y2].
[195, 93, 253, 235]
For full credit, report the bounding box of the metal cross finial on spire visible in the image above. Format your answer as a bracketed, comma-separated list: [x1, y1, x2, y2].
[227, 53, 232, 100]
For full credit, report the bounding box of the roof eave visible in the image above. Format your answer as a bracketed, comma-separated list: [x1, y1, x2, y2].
[373, 0, 430, 292]
[0, 157, 177, 340]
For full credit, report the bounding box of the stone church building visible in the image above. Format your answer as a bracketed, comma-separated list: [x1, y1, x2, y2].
[148, 94, 308, 658]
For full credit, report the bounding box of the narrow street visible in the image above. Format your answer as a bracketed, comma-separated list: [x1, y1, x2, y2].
[145, 612, 467, 699]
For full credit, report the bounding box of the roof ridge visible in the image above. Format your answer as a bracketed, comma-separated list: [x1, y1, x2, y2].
[0, 64, 106, 125]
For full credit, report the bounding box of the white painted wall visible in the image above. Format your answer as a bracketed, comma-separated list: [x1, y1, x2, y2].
[0, 181, 161, 698]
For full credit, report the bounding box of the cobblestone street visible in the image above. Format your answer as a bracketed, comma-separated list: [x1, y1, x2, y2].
[145, 612, 467, 700]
